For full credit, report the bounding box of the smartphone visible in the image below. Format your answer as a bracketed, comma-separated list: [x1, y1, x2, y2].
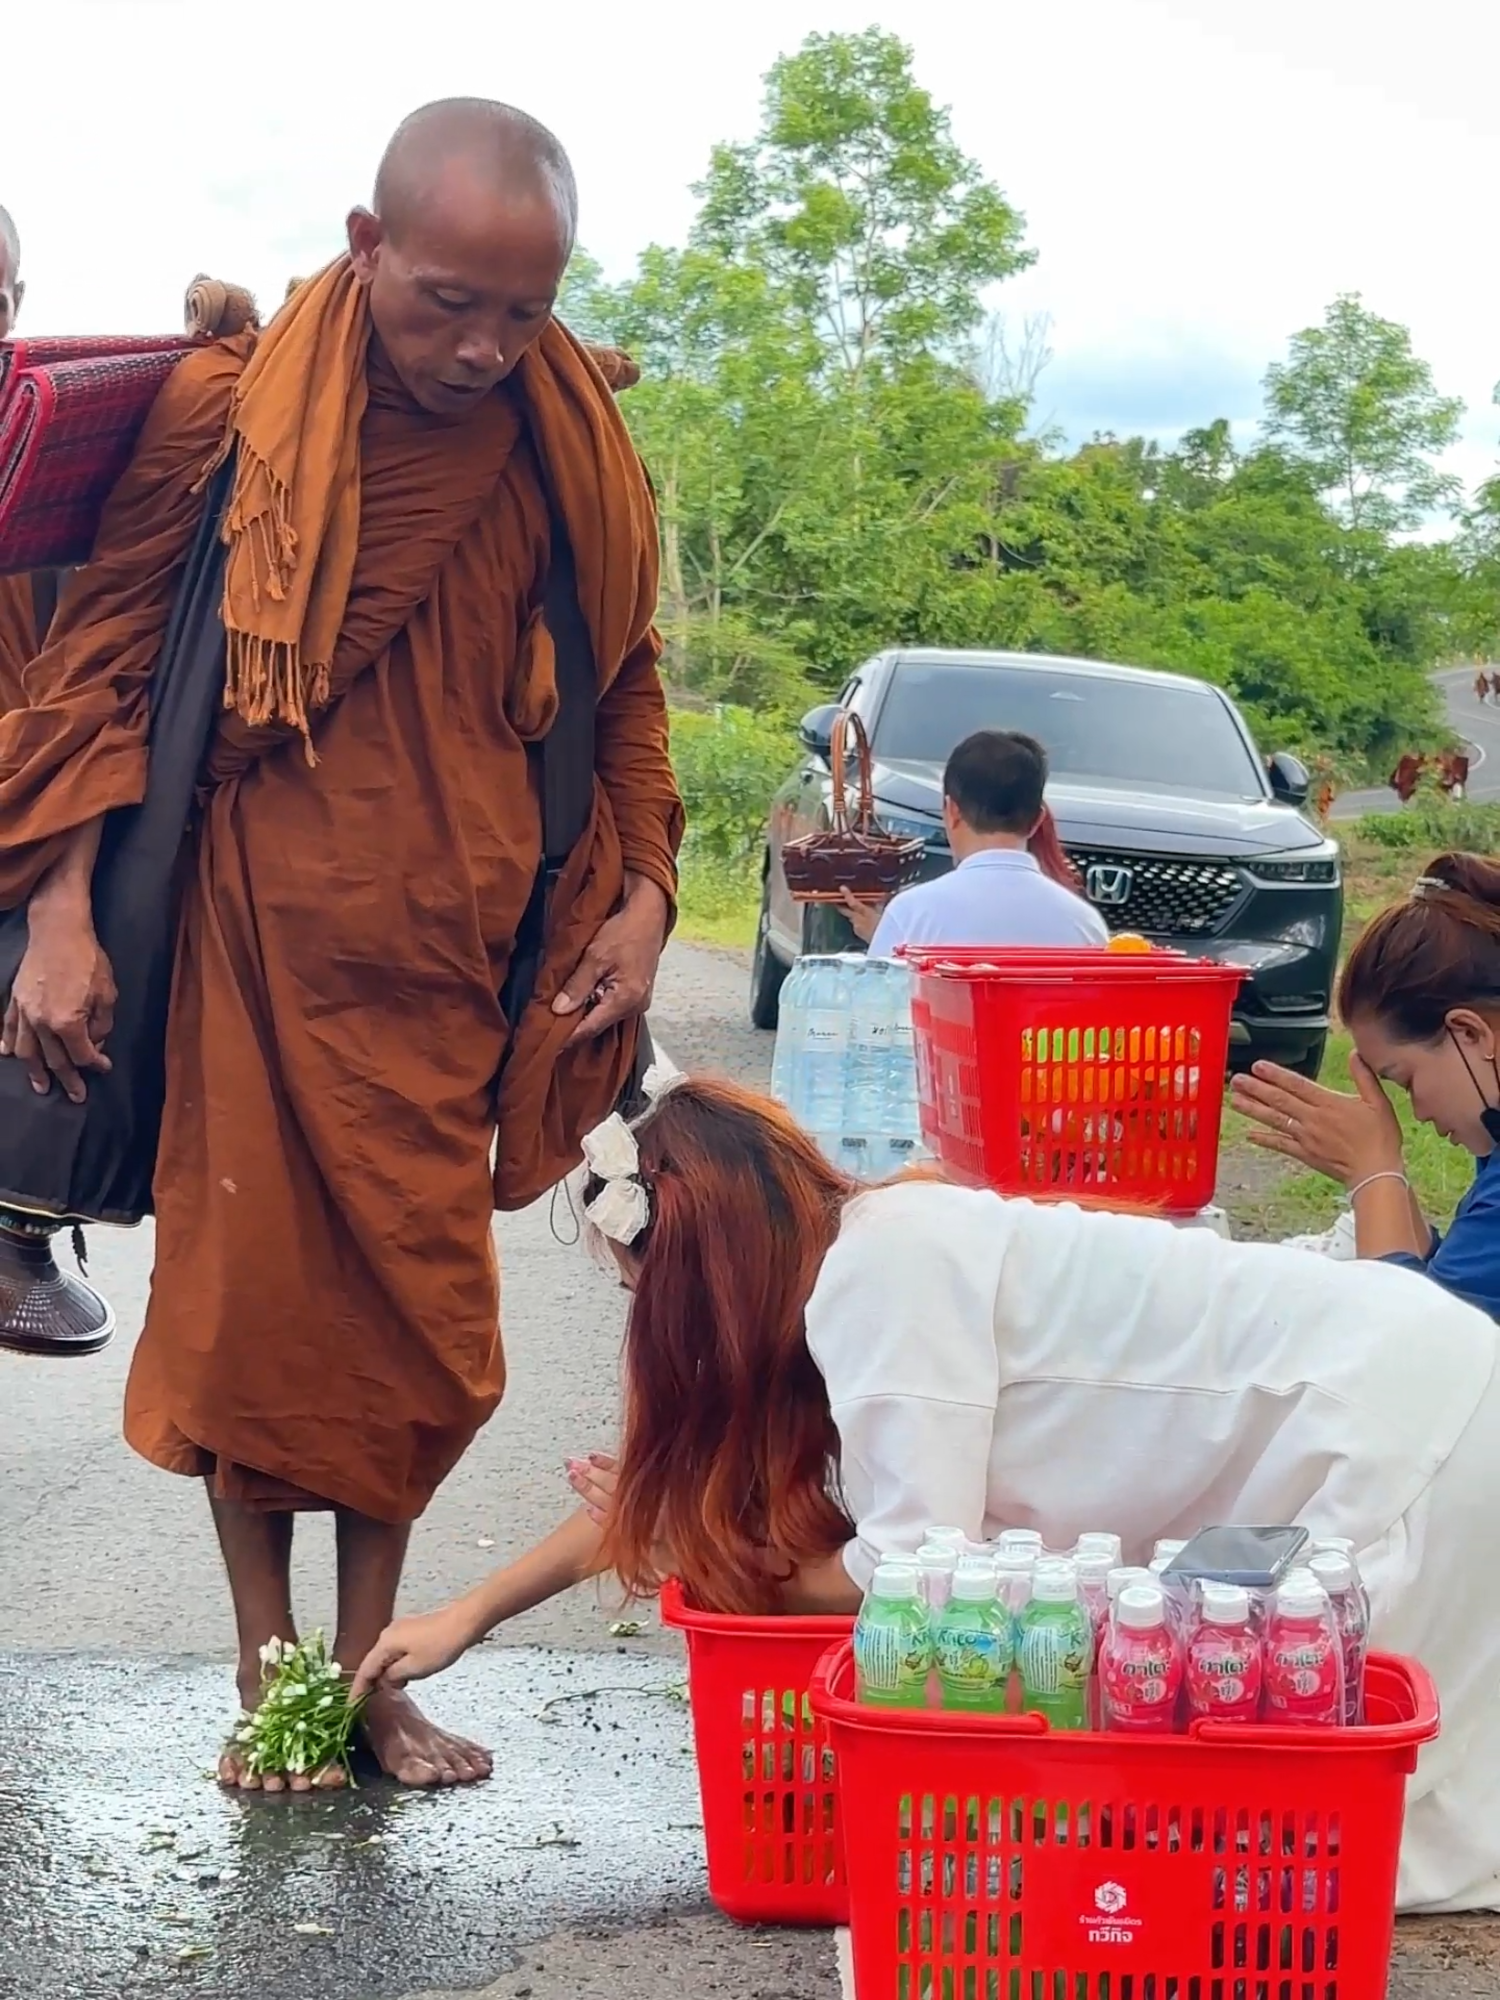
[1165, 1525, 1309, 1591]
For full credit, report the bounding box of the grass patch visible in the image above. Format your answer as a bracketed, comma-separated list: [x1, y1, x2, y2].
[676, 853, 760, 951]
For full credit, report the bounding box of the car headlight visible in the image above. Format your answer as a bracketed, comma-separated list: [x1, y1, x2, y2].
[1244, 851, 1341, 887]
[874, 807, 942, 845]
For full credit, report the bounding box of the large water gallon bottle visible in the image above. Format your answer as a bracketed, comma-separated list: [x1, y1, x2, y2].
[769, 956, 811, 1112]
[801, 954, 854, 1162]
[881, 956, 926, 1174]
[840, 956, 893, 1180]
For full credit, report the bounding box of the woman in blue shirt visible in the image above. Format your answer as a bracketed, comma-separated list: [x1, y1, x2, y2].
[1233, 851, 1500, 1318]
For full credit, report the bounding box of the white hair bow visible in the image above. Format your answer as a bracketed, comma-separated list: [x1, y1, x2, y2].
[581, 1113, 651, 1246]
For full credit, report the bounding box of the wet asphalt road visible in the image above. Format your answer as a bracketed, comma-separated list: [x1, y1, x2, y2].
[2, 940, 1497, 1997]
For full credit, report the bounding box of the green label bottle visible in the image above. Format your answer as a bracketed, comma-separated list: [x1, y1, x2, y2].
[1019, 1561, 1093, 1731]
[854, 1561, 931, 1709]
[936, 1563, 1013, 1713]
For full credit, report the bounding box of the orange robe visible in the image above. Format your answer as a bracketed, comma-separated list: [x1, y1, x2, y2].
[0, 574, 37, 713]
[0, 330, 681, 1522]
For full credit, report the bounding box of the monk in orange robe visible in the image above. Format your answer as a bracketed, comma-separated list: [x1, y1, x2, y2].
[0, 100, 682, 1787]
[0, 202, 120, 1356]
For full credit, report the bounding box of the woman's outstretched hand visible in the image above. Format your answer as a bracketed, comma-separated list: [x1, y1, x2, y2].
[1230, 1053, 1404, 1189]
[566, 1451, 619, 1527]
[350, 1603, 481, 1701]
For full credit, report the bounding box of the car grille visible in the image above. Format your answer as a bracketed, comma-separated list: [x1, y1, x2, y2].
[1067, 849, 1245, 938]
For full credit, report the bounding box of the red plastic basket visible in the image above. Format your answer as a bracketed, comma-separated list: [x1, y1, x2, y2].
[902, 946, 1245, 1213]
[661, 1579, 853, 1924]
[811, 1643, 1439, 2000]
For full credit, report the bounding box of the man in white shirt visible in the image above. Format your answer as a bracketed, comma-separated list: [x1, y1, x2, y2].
[843, 729, 1109, 956]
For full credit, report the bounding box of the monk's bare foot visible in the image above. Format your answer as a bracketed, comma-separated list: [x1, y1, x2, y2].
[359, 1686, 492, 1788]
[217, 1663, 347, 1794]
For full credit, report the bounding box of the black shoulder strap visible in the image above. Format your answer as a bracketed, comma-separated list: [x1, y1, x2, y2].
[28, 566, 65, 643]
[537, 501, 599, 869]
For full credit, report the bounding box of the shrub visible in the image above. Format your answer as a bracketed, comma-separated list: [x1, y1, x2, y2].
[669, 706, 797, 865]
[1354, 799, 1500, 853]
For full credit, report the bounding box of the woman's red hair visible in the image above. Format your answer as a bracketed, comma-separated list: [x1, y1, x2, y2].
[1029, 805, 1082, 890]
[591, 1077, 855, 1614]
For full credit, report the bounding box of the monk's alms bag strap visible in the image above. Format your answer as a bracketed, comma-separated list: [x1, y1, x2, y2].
[501, 489, 655, 1119]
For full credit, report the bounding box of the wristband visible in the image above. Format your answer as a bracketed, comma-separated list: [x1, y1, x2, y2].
[1347, 1170, 1409, 1202]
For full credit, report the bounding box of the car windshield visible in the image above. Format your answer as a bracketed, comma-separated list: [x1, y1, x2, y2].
[871, 661, 1265, 799]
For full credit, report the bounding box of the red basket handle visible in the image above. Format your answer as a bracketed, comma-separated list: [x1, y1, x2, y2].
[829, 709, 877, 839]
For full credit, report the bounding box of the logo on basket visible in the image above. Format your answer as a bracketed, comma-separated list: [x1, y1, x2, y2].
[1081, 1881, 1142, 1947]
[1085, 863, 1134, 908]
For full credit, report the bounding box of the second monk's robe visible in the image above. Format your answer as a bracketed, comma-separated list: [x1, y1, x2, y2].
[0, 574, 38, 713]
[0, 263, 683, 1521]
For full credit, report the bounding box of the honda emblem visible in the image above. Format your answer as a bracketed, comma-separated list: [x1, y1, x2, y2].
[1085, 863, 1134, 908]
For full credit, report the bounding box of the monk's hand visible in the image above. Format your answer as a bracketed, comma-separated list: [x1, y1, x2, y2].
[554, 874, 670, 1045]
[1, 901, 117, 1104]
[349, 1602, 484, 1702]
[1229, 1055, 1404, 1190]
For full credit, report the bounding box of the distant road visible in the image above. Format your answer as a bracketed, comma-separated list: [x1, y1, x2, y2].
[1332, 665, 1500, 819]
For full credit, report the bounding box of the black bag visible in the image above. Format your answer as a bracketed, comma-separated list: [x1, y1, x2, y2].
[500, 495, 656, 1120]
[0, 457, 237, 1227]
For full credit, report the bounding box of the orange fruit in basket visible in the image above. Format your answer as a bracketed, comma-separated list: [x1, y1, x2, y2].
[1106, 933, 1152, 954]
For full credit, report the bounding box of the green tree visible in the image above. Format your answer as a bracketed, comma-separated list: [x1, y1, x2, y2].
[1262, 292, 1464, 533]
[692, 27, 1033, 381]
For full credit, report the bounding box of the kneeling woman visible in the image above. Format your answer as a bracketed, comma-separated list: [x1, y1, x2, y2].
[355, 1077, 1500, 1915]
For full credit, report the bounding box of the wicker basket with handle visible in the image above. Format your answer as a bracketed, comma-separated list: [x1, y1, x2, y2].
[782, 709, 927, 905]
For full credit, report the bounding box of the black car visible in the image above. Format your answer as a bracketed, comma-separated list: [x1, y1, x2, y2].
[752, 648, 1342, 1078]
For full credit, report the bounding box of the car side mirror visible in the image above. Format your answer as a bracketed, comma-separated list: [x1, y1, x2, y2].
[1268, 753, 1310, 808]
[798, 704, 841, 762]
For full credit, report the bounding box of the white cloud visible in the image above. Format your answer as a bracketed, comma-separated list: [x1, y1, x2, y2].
[6, 0, 1498, 493]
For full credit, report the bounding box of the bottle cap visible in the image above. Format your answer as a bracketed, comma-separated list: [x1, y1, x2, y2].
[925, 1526, 968, 1551]
[1075, 1551, 1116, 1582]
[1074, 1532, 1123, 1562]
[1106, 1566, 1153, 1602]
[871, 1562, 922, 1599]
[1276, 1571, 1329, 1619]
[1312, 1536, 1356, 1559]
[1200, 1583, 1251, 1626]
[950, 1562, 998, 1603]
[997, 1529, 1043, 1552]
[1031, 1561, 1079, 1604]
[1308, 1551, 1354, 1593]
[1148, 1556, 1172, 1578]
[1116, 1585, 1168, 1631]
[1153, 1539, 1189, 1562]
[916, 1540, 959, 1567]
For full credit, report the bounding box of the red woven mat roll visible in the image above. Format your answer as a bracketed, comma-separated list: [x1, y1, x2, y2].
[0, 345, 194, 574]
[0, 333, 194, 399]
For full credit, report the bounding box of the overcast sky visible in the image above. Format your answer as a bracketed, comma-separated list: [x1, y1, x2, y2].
[7, 0, 1498, 495]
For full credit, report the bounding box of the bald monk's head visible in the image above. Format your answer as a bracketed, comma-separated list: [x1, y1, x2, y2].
[347, 98, 576, 417]
[0, 206, 23, 340]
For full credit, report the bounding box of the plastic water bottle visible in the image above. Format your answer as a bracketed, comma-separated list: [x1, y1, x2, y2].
[1186, 1583, 1263, 1725]
[1018, 1562, 1093, 1731]
[1100, 1585, 1182, 1733]
[935, 1562, 1013, 1713]
[769, 956, 810, 1111]
[916, 1537, 960, 1614]
[854, 1561, 931, 1709]
[840, 957, 894, 1179]
[881, 957, 925, 1173]
[798, 955, 854, 1162]
[1074, 1531, 1123, 1568]
[1263, 1572, 1344, 1727]
[1308, 1551, 1370, 1724]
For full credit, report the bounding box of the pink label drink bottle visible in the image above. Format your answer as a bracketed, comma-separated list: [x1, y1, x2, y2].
[1106, 1565, 1154, 1605]
[1100, 1586, 1182, 1733]
[1075, 1552, 1116, 1643]
[1263, 1572, 1344, 1727]
[1308, 1551, 1369, 1725]
[1186, 1583, 1263, 1724]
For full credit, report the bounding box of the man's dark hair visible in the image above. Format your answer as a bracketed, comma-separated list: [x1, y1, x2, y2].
[942, 730, 1048, 834]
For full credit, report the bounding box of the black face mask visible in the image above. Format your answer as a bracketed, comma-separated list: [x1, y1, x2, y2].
[1447, 1027, 1500, 1145]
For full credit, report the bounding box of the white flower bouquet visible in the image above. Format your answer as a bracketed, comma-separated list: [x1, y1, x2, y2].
[233, 1633, 365, 1782]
